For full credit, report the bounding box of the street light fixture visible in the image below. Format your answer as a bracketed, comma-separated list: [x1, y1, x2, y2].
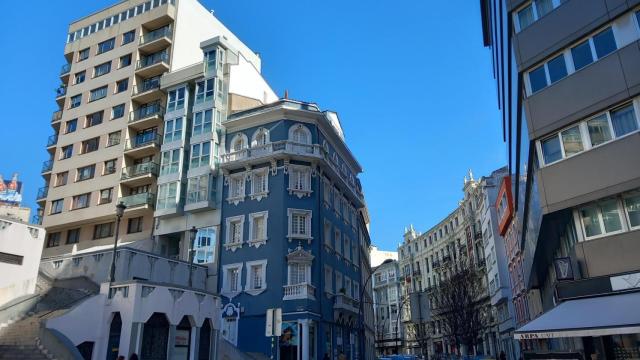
[109, 202, 127, 286]
[187, 226, 198, 287]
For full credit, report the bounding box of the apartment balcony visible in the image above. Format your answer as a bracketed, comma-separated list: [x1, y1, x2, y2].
[374, 278, 388, 287]
[413, 269, 421, 276]
[135, 52, 170, 78]
[36, 186, 48, 202]
[60, 63, 71, 81]
[120, 162, 159, 187]
[333, 293, 360, 317]
[128, 103, 164, 130]
[131, 79, 162, 104]
[41, 160, 53, 174]
[32, 215, 42, 226]
[139, 26, 172, 54]
[283, 283, 316, 301]
[221, 141, 324, 169]
[119, 192, 155, 215]
[46, 134, 58, 149]
[124, 134, 161, 158]
[51, 110, 62, 124]
[55, 86, 67, 105]
[184, 191, 217, 213]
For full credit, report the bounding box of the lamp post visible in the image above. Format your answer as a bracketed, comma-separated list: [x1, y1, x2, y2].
[109, 202, 127, 285]
[187, 226, 198, 288]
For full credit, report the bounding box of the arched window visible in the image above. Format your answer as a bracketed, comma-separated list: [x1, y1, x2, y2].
[289, 124, 311, 144]
[251, 128, 269, 147]
[231, 133, 247, 152]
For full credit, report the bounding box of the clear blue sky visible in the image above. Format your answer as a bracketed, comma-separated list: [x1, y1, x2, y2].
[0, 0, 505, 252]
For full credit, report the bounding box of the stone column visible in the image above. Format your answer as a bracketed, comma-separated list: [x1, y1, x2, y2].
[167, 325, 177, 359]
[190, 326, 201, 360]
[301, 319, 310, 360]
[127, 322, 144, 357]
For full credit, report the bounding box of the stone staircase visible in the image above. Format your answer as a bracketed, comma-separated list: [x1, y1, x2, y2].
[0, 275, 98, 360]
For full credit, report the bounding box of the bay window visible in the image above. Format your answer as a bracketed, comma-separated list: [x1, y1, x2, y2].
[195, 79, 214, 104]
[167, 87, 185, 112]
[187, 175, 211, 204]
[164, 117, 183, 143]
[192, 109, 213, 135]
[160, 149, 180, 175]
[190, 141, 211, 169]
[156, 182, 178, 209]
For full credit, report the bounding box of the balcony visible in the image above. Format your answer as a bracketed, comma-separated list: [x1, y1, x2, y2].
[120, 162, 159, 186]
[46, 134, 58, 148]
[221, 141, 324, 168]
[129, 103, 164, 130]
[41, 160, 53, 174]
[333, 293, 360, 315]
[283, 283, 316, 301]
[60, 63, 71, 79]
[131, 78, 162, 104]
[55, 86, 67, 102]
[184, 191, 217, 213]
[36, 186, 49, 201]
[135, 51, 170, 77]
[124, 134, 161, 157]
[139, 26, 172, 54]
[119, 193, 155, 212]
[51, 110, 62, 124]
[413, 269, 421, 276]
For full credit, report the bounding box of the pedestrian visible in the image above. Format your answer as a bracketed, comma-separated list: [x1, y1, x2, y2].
[129, 354, 139, 360]
[500, 351, 507, 360]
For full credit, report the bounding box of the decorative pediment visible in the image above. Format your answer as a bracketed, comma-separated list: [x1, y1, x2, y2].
[286, 245, 314, 264]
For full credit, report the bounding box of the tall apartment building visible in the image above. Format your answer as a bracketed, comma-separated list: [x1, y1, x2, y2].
[372, 259, 403, 356]
[481, 0, 640, 358]
[370, 245, 398, 267]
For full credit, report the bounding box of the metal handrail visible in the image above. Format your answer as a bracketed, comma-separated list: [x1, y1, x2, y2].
[46, 134, 58, 147]
[136, 51, 169, 70]
[121, 162, 159, 180]
[118, 192, 156, 208]
[42, 160, 53, 173]
[51, 110, 62, 123]
[129, 103, 164, 122]
[60, 64, 71, 75]
[125, 134, 161, 150]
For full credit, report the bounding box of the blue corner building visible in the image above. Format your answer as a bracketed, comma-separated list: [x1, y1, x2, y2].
[216, 100, 374, 360]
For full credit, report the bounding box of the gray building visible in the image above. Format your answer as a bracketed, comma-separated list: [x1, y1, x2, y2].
[481, 0, 640, 358]
[372, 259, 403, 356]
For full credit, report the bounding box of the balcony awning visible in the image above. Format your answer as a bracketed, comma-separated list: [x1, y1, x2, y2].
[514, 291, 640, 340]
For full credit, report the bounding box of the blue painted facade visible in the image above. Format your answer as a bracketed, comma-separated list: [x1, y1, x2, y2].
[215, 102, 371, 360]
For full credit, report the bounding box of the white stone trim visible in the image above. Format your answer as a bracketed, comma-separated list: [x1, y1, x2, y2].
[226, 172, 246, 205]
[248, 211, 269, 248]
[250, 167, 269, 201]
[224, 215, 244, 252]
[287, 165, 312, 198]
[287, 208, 313, 243]
[221, 262, 243, 299]
[244, 259, 268, 296]
[251, 127, 270, 147]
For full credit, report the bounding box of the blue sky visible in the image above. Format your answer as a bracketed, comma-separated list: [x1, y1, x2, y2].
[0, 0, 505, 252]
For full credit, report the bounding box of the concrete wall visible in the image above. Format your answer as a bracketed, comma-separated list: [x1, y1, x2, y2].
[0, 218, 45, 306]
[228, 53, 277, 106]
[573, 229, 640, 277]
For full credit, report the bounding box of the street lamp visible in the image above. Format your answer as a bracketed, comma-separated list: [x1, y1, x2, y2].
[187, 226, 198, 287]
[109, 202, 127, 285]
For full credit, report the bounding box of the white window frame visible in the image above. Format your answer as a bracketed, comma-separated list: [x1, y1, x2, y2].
[575, 198, 627, 241]
[287, 208, 313, 243]
[324, 265, 333, 294]
[287, 262, 311, 285]
[288, 165, 312, 198]
[163, 117, 183, 143]
[251, 127, 270, 147]
[334, 228, 342, 256]
[156, 182, 179, 210]
[160, 149, 181, 176]
[224, 215, 245, 252]
[193, 227, 216, 264]
[288, 123, 312, 144]
[323, 179, 332, 208]
[167, 87, 185, 112]
[324, 220, 333, 250]
[624, 192, 640, 230]
[248, 211, 269, 248]
[221, 263, 243, 299]
[513, 0, 564, 33]
[192, 109, 213, 136]
[186, 174, 211, 204]
[226, 173, 246, 205]
[190, 141, 211, 169]
[250, 168, 269, 201]
[244, 259, 267, 295]
[343, 235, 351, 262]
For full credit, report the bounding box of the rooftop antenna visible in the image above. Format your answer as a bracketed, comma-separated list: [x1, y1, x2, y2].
[283, 89, 289, 99]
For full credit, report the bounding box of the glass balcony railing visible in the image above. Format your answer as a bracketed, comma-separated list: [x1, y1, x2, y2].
[46, 134, 58, 147]
[42, 160, 53, 173]
[55, 86, 67, 98]
[140, 27, 172, 45]
[121, 162, 159, 180]
[52, 110, 62, 123]
[119, 192, 156, 208]
[136, 51, 169, 70]
[132, 78, 161, 95]
[36, 186, 49, 200]
[60, 63, 71, 76]
[125, 133, 161, 150]
[129, 103, 164, 123]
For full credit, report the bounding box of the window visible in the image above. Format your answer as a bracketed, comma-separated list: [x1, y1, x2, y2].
[587, 114, 612, 147]
[81, 137, 100, 154]
[60, 145, 73, 160]
[335, 229, 342, 254]
[579, 199, 623, 239]
[122, 30, 135, 45]
[74, 71, 85, 85]
[289, 263, 309, 285]
[190, 141, 211, 169]
[245, 260, 267, 294]
[324, 220, 332, 248]
[72, 193, 90, 209]
[624, 194, 640, 229]
[571, 40, 593, 71]
[104, 159, 117, 175]
[65, 119, 77, 134]
[222, 264, 243, 294]
[249, 211, 268, 245]
[323, 180, 332, 206]
[77, 165, 96, 181]
[288, 209, 312, 239]
[89, 86, 108, 102]
[592, 27, 617, 59]
[156, 182, 178, 209]
[97, 38, 115, 54]
[528, 65, 547, 94]
[517, 4, 535, 30]
[227, 174, 245, 202]
[325, 266, 333, 293]
[540, 134, 562, 165]
[127, 217, 143, 233]
[344, 236, 351, 261]
[119, 54, 132, 68]
[167, 87, 185, 112]
[289, 124, 311, 144]
[47, 232, 61, 247]
[515, 0, 563, 32]
[107, 131, 121, 147]
[93, 222, 114, 239]
[116, 78, 129, 93]
[160, 149, 180, 175]
[560, 125, 583, 157]
[99, 188, 113, 204]
[66, 228, 80, 244]
[187, 175, 211, 203]
[251, 169, 269, 198]
[194, 227, 216, 264]
[78, 48, 89, 62]
[334, 189, 341, 214]
[288, 166, 311, 195]
[192, 109, 213, 135]
[195, 79, 214, 103]
[50, 199, 64, 214]
[70, 94, 81, 109]
[164, 118, 183, 143]
[55, 172, 68, 187]
[610, 104, 638, 137]
[225, 216, 244, 251]
[94, 62, 111, 77]
[112, 104, 125, 119]
[86, 111, 103, 127]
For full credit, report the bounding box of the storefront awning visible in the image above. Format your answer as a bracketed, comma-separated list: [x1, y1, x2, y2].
[514, 291, 640, 340]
